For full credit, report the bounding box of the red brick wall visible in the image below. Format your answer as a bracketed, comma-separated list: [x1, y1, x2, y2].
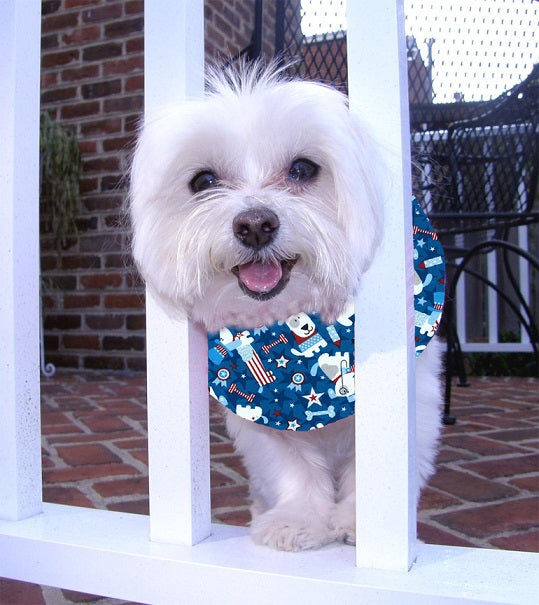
[39, 2, 426, 372]
[41, 0, 146, 371]
[40, 0, 275, 371]
[205, 0, 276, 60]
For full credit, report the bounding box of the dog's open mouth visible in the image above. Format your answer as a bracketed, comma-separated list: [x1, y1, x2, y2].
[231, 257, 298, 300]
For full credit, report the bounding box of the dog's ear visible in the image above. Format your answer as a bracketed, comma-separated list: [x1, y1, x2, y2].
[330, 109, 385, 278]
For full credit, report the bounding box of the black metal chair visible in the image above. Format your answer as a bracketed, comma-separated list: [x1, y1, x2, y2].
[413, 64, 539, 424]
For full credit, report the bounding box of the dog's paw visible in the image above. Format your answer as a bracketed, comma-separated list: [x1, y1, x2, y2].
[249, 508, 336, 551]
[334, 501, 355, 545]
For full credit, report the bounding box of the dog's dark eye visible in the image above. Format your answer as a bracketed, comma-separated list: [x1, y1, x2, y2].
[288, 158, 319, 183]
[190, 170, 219, 193]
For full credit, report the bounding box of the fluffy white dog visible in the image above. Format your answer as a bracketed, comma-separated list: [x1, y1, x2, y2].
[129, 62, 443, 551]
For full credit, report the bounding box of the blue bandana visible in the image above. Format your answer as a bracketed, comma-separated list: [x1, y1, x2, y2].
[208, 198, 444, 431]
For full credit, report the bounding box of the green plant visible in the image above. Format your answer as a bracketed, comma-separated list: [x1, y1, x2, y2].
[40, 112, 81, 251]
[467, 332, 536, 376]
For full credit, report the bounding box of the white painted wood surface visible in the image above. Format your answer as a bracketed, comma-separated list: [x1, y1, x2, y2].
[0, 0, 42, 522]
[146, 295, 211, 545]
[1, 504, 537, 605]
[144, 0, 210, 546]
[348, 0, 417, 571]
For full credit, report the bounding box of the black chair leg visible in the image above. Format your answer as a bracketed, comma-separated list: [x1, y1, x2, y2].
[442, 300, 462, 425]
[453, 332, 470, 389]
[443, 337, 457, 425]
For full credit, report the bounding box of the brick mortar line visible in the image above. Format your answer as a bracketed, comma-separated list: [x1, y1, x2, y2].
[420, 492, 538, 547]
[45, 478, 114, 509]
[417, 516, 480, 546]
[441, 457, 539, 483]
[211, 507, 250, 518]
[211, 462, 249, 486]
[45, 24, 143, 39]
[41, 409, 102, 440]
[210, 435, 233, 448]
[470, 426, 538, 434]
[518, 442, 539, 449]
[442, 450, 534, 464]
[453, 425, 538, 434]
[41, 584, 130, 605]
[484, 524, 539, 540]
[418, 492, 535, 518]
[100, 441, 149, 475]
[42, 438, 71, 470]
[420, 471, 537, 510]
[469, 433, 539, 443]
[423, 492, 538, 517]
[420, 511, 537, 550]
[114, 413, 147, 434]
[66, 409, 101, 433]
[209, 430, 234, 440]
[91, 491, 148, 508]
[43, 56, 142, 68]
[43, 475, 149, 515]
[44, 431, 144, 445]
[442, 446, 538, 462]
[417, 516, 485, 547]
[77, 480, 109, 508]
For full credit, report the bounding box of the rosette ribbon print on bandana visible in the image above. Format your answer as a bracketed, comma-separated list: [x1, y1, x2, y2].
[208, 198, 445, 431]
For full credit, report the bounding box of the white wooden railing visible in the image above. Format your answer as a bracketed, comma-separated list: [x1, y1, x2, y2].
[0, 1, 537, 603]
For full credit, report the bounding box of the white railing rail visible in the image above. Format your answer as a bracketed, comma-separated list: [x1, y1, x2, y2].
[0, 0, 42, 523]
[1, 1, 537, 603]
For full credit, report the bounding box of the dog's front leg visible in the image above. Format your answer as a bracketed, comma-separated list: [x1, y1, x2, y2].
[334, 456, 356, 545]
[225, 411, 338, 551]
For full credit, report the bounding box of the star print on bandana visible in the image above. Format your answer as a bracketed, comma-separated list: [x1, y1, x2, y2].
[302, 388, 324, 407]
[208, 199, 445, 431]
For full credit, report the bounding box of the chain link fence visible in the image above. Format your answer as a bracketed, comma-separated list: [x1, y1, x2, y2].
[275, 0, 348, 91]
[272, 0, 537, 219]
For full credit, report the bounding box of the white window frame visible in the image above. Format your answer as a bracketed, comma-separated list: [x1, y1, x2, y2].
[1, 1, 537, 603]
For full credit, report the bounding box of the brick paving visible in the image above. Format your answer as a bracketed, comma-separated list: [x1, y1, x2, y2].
[1, 373, 537, 604]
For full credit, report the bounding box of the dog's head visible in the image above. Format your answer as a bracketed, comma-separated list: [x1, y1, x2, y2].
[286, 313, 316, 338]
[129, 62, 383, 331]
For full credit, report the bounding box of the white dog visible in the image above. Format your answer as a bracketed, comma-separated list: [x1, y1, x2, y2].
[129, 62, 443, 551]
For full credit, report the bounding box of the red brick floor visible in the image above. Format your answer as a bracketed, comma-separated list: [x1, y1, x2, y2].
[1, 373, 537, 604]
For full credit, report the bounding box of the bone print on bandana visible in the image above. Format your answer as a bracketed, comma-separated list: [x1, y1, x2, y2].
[208, 198, 445, 431]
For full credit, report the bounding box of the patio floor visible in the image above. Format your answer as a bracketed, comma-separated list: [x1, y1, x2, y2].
[1, 372, 537, 604]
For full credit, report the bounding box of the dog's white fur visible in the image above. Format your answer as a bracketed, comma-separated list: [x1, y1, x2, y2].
[129, 62, 443, 551]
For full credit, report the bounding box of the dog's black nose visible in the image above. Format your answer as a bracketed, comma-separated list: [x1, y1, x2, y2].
[233, 207, 280, 249]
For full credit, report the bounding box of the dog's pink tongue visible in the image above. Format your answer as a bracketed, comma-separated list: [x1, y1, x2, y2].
[238, 261, 282, 293]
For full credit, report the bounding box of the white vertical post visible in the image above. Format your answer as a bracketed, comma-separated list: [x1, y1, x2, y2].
[144, 0, 210, 545]
[348, 1, 417, 571]
[0, 0, 42, 521]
